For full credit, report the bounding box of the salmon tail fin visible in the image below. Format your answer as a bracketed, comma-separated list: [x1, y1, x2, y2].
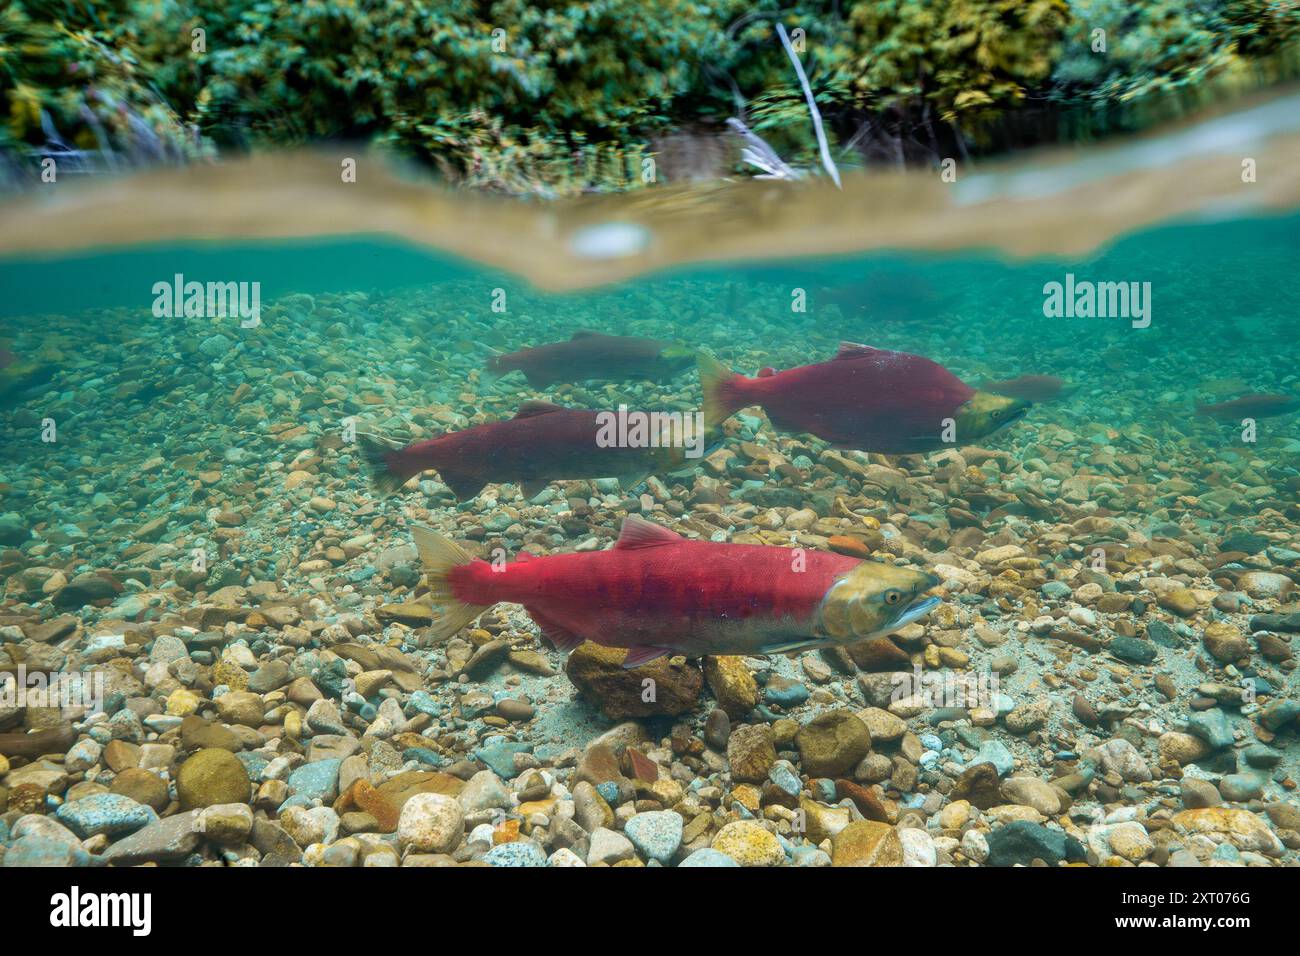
[410, 526, 493, 642]
[357, 430, 416, 497]
[696, 351, 747, 430]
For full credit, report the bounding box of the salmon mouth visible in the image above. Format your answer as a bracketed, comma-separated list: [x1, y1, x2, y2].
[987, 404, 1030, 435]
[891, 594, 940, 629]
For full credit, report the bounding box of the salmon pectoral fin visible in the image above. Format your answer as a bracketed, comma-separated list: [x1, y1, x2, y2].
[526, 607, 585, 652]
[763, 409, 805, 434]
[483, 352, 507, 384]
[615, 467, 650, 492]
[621, 645, 673, 668]
[438, 471, 488, 501]
[759, 637, 827, 655]
[520, 480, 549, 500]
[521, 369, 560, 389]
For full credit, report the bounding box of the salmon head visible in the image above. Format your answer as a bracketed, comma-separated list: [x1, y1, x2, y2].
[655, 343, 697, 378]
[642, 418, 725, 474]
[817, 562, 941, 642]
[953, 390, 1030, 443]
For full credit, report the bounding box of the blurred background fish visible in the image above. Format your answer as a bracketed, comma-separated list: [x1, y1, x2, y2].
[1196, 393, 1300, 419]
[981, 374, 1072, 402]
[485, 332, 695, 388]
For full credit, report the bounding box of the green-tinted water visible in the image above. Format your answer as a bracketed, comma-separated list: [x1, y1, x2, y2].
[0, 149, 1297, 871]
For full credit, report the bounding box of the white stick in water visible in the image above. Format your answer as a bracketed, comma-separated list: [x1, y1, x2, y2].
[726, 117, 800, 181]
[776, 22, 841, 189]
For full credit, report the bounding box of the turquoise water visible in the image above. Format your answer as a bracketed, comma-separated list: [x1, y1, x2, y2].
[0, 197, 1297, 869]
[3, 209, 1296, 423]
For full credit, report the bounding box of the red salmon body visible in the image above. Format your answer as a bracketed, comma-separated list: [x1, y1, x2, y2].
[704, 343, 976, 453]
[412, 516, 942, 666]
[360, 401, 666, 499]
[450, 528, 861, 660]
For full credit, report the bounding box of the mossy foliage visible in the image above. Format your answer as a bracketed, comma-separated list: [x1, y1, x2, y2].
[1, 0, 1297, 189]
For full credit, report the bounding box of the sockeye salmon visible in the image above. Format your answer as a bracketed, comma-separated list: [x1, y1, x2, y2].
[699, 343, 1030, 454]
[1196, 394, 1299, 420]
[981, 374, 1070, 402]
[359, 400, 700, 500]
[487, 331, 695, 387]
[412, 515, 941, 667]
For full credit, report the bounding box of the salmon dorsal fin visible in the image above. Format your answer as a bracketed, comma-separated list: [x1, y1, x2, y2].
[614, 515, 683, 550]
[570, 330, 603, 339]
[835, 342, 881, 360]
[512, 400, 567, 419]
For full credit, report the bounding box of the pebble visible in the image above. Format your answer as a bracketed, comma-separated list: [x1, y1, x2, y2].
[56, 794, 159, 839]
[587, 826, 637, 865]
[727, 723, 776, 783]
[986, 820, 1084, 867]
[679, 848, 740, 867]
[1186, 709, 1235, 749]
[280, 805, 340, 846]
[176, 748, 251, 809]
[625, 810, 684, 863]
[286, 758, 342, 803]
[794, 709, 872, 777]
[485, 841, 548, 867]
[899, 827, 938, 867]
[396, 793, 464, 854]
[711, 821, 785, 866]
[831, 820, 903, 866]
[1219, 773, 1265, 802]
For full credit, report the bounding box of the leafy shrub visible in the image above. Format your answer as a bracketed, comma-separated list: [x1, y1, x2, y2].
[841, 0, 1069, 124]
[0, 0, 204, 165]
[186, 0, 738, 186]
[0, 0, 1297, 188]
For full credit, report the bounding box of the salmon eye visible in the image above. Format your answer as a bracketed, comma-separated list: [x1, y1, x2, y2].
[884, 589, 903, 606]
[992, 409, 1003, 419]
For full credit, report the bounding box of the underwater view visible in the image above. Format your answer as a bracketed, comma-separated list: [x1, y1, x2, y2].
[0, 2, 1298, 920]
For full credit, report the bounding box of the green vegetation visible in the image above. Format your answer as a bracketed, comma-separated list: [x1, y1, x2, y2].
[0, 0, 208, 167]
[2, 0, 1297, 191]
